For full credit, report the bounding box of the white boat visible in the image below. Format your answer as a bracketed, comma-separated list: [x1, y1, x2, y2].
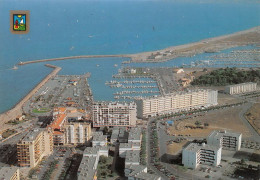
[12, 65, 18, 70]
[114, 64, 118, 67]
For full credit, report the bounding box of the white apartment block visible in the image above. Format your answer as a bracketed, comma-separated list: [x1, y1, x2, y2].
[78, 147, 108, 180]
[207, 130, 242, 151]
[136, 89, 218, 118]
[92, 132, 107, 147]
[182, 143, 222, 169]
[0, 167, 20, 180]
[119, 142, 141, 158]
[63, 122, 91, 145]
[225, 82, 257, 95]
[92, 102, 137, 127]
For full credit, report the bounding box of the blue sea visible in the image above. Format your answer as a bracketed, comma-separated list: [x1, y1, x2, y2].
[0, 0, 259, 113]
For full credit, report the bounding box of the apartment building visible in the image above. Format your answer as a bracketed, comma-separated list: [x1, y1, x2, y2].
[135, 89, 218, 118]
[182, 143, 221, 169]
[225, 82, 257, 95]
[207, 130, 242, 151]
[125, 165, 161, 180]
[118, 127, 161, 180]
[0, 167, 20, 180]
[63, 122, 91, 145]
[92, 132, 107, 147]
[17, 128, 53, 168]
[77, 147, 108, 180]
[49, 107, 91, 145]
[92, 102, 137, 127]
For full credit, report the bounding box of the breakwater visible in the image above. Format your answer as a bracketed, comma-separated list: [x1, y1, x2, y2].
[16, 26, 260, 65]
[0, 64, 61, 127]
[18, 55, 130, 65]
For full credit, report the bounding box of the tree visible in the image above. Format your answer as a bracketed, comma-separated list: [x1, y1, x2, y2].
[99, 155, 107, 164]
[204, 123, 209, 127]
[103, 126, 109, 135]
[240, 158, 245, 164]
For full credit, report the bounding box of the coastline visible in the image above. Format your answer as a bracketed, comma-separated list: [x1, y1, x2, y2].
[1, 26, 259, 126]
[18, 26, 260, 66]
[0, 64, 61, 129]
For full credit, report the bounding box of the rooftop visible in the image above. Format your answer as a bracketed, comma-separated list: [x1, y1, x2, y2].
[77, 156, 97, 180]
[20, 128, 44, 142]
[83, 146, 108, 156]
[225, 82, 257, 88]
[92, 132, 107, 142]
[136, 89, 216, 100]
[125, 150, 140, 164]
[208, 130, 242, 140]
[185, 143, 221, 153]
[93, 101, 136, 108]
[128, 127, 142, 141]
[0, 167, 19, 180]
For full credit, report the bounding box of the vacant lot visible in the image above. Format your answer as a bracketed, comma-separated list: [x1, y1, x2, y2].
[245, 99, 260, 135]
[167, 140, 188, 155]
[168, 105, 252, 138]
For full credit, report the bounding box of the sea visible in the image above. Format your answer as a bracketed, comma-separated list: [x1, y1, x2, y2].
[0, 0, 259, 113]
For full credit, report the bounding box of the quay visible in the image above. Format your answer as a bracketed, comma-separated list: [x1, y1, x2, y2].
[0, 64, 61, 127]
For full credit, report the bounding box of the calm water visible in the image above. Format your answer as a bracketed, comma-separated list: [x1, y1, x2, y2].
[0, 0, 259, 113]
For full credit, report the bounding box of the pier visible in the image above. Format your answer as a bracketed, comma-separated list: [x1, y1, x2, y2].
[0, 64, 61, 127]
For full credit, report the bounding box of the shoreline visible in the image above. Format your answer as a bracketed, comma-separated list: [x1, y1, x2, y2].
[0, 64, 61, 128]
[1, 26, 259, 126]
[18, 26, 260, 66]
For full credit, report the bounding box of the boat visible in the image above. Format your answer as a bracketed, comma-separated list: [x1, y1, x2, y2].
[96, 64, 100, 67]
[12, 65, 18, 70]
[114, 64, 118, 67]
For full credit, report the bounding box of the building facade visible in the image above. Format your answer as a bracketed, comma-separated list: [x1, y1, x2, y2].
[49, 107, 91, 145]
[63, 122, 91, 145]
[207, 130, 242, 151]
[182, 143, 221, 169]
[225, 82, 257, 95]
[17, 128, 53, 168]
[136, 89, 218, 118]
[92, 102, 137, 127]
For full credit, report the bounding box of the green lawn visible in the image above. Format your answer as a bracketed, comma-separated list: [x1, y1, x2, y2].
[32, 108, 50, 113]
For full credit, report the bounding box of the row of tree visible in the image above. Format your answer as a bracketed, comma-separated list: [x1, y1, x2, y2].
[191, 67, 260, 86]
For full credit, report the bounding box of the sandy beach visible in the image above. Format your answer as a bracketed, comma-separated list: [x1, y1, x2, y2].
[129, 26, 260, 62]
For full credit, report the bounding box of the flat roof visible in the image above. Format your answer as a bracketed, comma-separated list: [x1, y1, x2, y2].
[135, 89, 216, 100]
[185, 143, 220, 153]
[225, 82, 257, 88]
[128, 127, 142, 141]
[92, 132, 107, 142]
[0, 167, 19, 180]
[21, 128, 44, 142]
[125, 150, 140, 164]
[83, 147, 108, 156]
[77, 156, 97, 180]
[208, 130, 242, 139]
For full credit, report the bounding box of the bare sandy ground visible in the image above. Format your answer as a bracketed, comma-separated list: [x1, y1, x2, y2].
[168, 105, 252, 138]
